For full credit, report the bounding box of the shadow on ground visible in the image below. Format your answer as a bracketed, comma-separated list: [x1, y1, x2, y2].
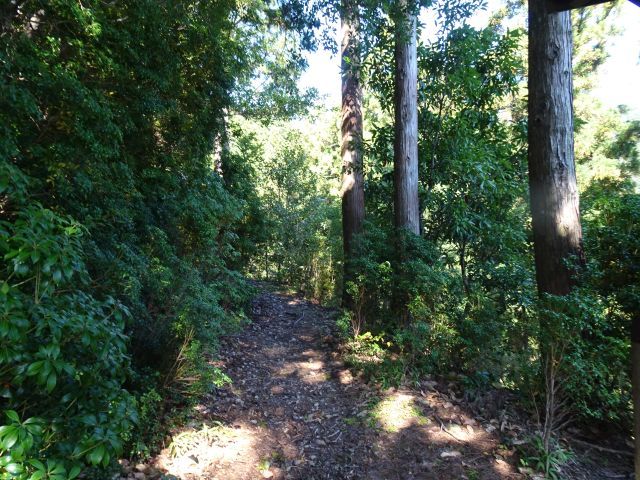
[137, 286, 630, 480]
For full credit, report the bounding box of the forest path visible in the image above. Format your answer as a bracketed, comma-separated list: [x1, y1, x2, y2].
[146, 285, 526, 480]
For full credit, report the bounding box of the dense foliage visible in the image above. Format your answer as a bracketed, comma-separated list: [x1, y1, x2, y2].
[1, 0, 314, 476]
[233, 113, 343, 302]
[342, 3, 534, 386]
[1, 0, 638, 477]
[336, 0, 639, 438]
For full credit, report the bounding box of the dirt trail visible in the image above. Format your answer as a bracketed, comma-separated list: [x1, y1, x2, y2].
[159, 287, 381, 479]
[142, 286, 629, 480]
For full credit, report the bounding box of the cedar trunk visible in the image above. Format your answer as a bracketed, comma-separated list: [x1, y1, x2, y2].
[528, 1, 583, 297]
[340, 0, 365, 302]
[528, 0, 587, 460]
[393, 0, 420, 236]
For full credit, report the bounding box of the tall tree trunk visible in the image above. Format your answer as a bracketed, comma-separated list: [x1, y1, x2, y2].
[528, 0, 585, 459]
[393, 0, 420, 236]
[392, 0, 420, 325]
[528, 1, 584, 297]
[340, 0, 365, 305]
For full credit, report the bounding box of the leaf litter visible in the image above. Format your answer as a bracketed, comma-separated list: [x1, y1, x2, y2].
[123, 285, 633, 480]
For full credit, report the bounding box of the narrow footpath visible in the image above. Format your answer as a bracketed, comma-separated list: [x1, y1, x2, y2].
[138, 286, 629, 480]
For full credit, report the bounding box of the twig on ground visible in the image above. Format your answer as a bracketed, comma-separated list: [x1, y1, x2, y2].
[434, 414, 463, 443]
[566, 437, 633, 458]
[293, 312, 305, 326]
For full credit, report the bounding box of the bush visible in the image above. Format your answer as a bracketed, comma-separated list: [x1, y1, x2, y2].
[0, 197, 136, 477]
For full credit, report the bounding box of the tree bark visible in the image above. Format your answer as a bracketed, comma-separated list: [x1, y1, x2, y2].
[460, 239, 469, 295]
[528, 0, 588, 462]
[393, 0, 420, 236]
[528, 0, 584, 297]
[214, 112, 230, 176]
[340, 0, 365, 304]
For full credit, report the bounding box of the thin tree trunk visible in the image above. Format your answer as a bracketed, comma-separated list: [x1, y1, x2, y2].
[340, 0, 365, 305]
[393, 0, 420, 236]
[214, 111, 230, 176]
[528, 1, 584, 297]
[460, 239, 469, 295]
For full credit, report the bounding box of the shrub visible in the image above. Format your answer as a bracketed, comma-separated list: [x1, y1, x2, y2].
[0, 198, 136, 477]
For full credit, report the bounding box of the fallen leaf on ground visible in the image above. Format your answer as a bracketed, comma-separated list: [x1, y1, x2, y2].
[440, 451, 462, 458]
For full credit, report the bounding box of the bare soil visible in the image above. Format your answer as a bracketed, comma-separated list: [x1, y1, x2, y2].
[132, 285, 633, 480]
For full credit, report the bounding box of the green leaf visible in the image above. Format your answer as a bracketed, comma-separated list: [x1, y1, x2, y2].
[23, 434, 33, 452]
[68, 465, 81, 479]
[4, 251, 19, 260]
[87, 445, 105, 466]
[0, 283, 8, 295]
[46, 372, 57, 393]
[5, 411, 19, 423]
[30, 250, 40, 263]
[49, 463, 65, 475]
[2, 431, 18, 449]
[28, 459, 45, 471]
[26, 361, 44, 376]
[101, 450, 110, 468]
[52, 270, 62, 283]
[63, 267, 73, 279]
[24, 423, 42, 436]
[5, 462, 23, 474]
[30, 471, 45, 480]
